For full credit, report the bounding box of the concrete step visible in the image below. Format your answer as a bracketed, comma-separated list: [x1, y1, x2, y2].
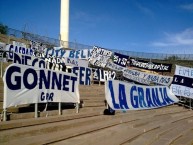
[172, 129, 193, 145]
[0, 112, 138, 144]
[0, 112, 141, 144]
[39, 106, 192, 145]
[82, 102, 105, 107]
[122, 116, 193, 145]
[150, 121, 193, 145]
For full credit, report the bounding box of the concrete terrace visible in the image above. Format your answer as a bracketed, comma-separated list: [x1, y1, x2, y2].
[0, 82, 193, 145]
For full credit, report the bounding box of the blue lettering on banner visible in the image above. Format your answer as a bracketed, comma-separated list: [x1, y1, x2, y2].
[119, 84, 129, 109]
[130, 86, 139, 108]
[73, 67, 91, 85]
[6, 66, 21, 90]
[44, 48, 91, 59]
[107, 80, 177, 110]
[152, 88, 162, 106]
[146, 88, 155, 107]
[6, 65, 77, 92]
[13, 53, 46, 68]
[109, 80, 120, 109]
[40, 92, 54, 101]
[8, 45, 34, 59]
[138, 87, 147, 108]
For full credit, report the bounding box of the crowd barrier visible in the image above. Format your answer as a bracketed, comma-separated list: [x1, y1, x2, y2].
[5, 28, 193, 60]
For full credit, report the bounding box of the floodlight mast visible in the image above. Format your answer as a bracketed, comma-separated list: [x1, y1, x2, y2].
[60, 0, 69, 48]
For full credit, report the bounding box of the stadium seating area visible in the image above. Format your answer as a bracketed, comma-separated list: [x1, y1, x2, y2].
[0, 31, 193, 145]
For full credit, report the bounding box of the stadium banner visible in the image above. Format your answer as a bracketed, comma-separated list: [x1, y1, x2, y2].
[45, 56, 65, 65]
[113, 52, 129, 67]
[65, 57, 88, 67]
[44, 56, 88, 67]
[170, 65, 193, 98]
[129, 58, 172, 72]
[105, 80, 179, 110]
[44, 47, 91, 59]
[5, 44, 34, 59]
[3, 63, 80, 109]
[106, 61, 125, 72]
[0, 42, 7, 62]
[13, 41, 26, 48]
[123, 68, 173, 86]
[13, 52, 46, 68]
[73, 66, 92, 85]
[92, 68, 116, 82]
[13, 52, 66, 71]
[89, 46, 113, 68]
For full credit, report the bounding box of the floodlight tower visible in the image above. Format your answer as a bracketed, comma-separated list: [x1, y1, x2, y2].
[60, 0, 69, 48]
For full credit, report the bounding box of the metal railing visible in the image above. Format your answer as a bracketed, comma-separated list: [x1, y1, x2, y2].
[5, 27, 193, 60]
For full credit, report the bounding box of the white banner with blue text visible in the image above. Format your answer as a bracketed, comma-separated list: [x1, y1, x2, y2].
[106, 61, 125, 72]
[123, 68, 173, 86]
[5, 44, 34, 60]
[65, 57, 88, 67]
[13, 52, 66, 71]
[3, 63, 80, 108]
[73, 66, 92, 85]
[105, 80, 179, 110]
[170, 65, 193, 99]
[44, 47, 91, 59]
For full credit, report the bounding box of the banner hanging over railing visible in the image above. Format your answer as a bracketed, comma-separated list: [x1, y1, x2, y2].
[105, 80, 179, 110]
[129, 58, 172, 72]
[44, 47, 91, 59]
[106, 61, 125, 72]
[123, 68, 173, 86]
[113, 52, 129, 67]
[89, 46, 113, 68]
[3, 63, 80, 109]
[5, 44, 34, 60]
[92, 68, 116, 82]
[170, 65, 193, 99]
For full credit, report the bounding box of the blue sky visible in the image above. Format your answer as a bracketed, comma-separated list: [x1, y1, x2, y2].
[0, 0, 193, 54]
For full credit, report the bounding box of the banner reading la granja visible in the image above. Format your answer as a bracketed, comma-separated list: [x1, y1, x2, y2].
[3, 64, 80, 109]
[105, 80, 179, 110]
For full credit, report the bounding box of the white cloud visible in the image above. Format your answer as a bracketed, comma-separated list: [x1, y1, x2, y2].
[151, 28, 193, 47]
[180, 3, 193, 11]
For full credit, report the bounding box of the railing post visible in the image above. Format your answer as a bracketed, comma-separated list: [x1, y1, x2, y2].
[58, 102, 62, 115]
[76, 102, 79, 113]
[0, 51, 5, 78]
[35, 103, 38, 118]
[3, 108, 7, 121]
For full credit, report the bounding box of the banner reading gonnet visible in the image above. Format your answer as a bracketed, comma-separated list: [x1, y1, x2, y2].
[3, 63, 80, 109]
[105, 80, 179, 110]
